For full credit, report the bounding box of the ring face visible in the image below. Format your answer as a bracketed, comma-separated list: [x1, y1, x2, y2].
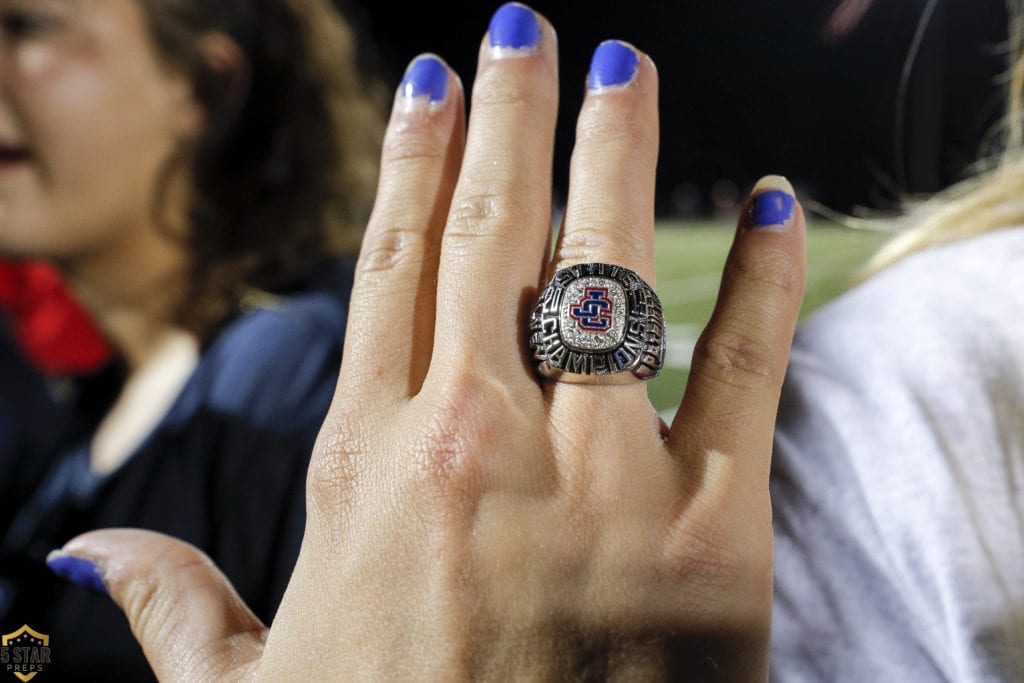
[529, 263, 666, 382]
[559, 277, 628, 351]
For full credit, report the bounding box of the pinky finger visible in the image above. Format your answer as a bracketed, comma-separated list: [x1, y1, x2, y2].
[669, 175, 807, 485]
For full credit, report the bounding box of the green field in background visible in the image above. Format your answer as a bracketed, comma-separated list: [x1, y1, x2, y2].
[647, 221, 891, 413]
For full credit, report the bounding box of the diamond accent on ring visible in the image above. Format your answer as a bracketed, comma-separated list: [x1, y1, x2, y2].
[529, 262, 666, 383]
[559, 278, 627, 351]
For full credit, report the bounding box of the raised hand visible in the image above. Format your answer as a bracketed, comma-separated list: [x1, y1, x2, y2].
[47, 3, 806, 680]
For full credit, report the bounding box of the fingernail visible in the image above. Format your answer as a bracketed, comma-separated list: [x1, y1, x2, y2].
[488, 3, 542, 53]
[46, 552, 107, 596]
[748, 175, 796, 228]
[400, 54, 449, 109]
[587, 40, 640, 91]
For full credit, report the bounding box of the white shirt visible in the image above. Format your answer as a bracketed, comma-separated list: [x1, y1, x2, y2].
[770, 227, 1024, 681]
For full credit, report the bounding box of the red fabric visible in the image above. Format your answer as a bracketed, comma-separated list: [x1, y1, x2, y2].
[0, 260, 112, 374]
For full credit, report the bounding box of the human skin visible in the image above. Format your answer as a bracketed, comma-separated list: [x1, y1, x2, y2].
[0, 0, 201, 367]
[0, 0, 247, 470]
[49, 3, 807, 680]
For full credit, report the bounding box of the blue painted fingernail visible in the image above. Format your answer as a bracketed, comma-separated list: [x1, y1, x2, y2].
[751, 192, 795, 227]
[400, 54, 449, 107]
[747, 176, 796, 228]
[47, 553, 107, 596]
[488, 3, 542, 52]
[587, 40, 640, 91]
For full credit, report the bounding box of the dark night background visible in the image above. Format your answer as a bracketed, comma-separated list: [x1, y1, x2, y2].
[340, 1, 1009, 218]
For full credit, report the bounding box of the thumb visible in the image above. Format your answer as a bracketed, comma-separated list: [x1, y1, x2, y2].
[48, 529, 266, 681]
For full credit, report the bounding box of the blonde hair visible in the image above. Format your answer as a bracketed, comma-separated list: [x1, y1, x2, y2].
[857, 0, 1024, 279]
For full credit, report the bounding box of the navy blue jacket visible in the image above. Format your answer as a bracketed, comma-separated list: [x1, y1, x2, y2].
[0, 260, 352, 681]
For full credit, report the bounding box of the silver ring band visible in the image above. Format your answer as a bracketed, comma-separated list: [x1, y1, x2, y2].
[529, 263, 666, 383]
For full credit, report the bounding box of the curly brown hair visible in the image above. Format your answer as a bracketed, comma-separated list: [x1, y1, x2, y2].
[139, 0, 384, 342]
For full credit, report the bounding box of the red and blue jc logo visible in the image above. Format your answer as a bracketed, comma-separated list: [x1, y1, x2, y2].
[569, 287, 613, 331]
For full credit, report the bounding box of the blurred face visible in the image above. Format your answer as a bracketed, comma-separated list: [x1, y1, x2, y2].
[0, 0, 201, 262]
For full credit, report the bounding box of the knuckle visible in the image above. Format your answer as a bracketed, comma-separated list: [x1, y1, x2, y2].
[410, 412, 474, 498]
[448, 189, 506, 228]
[556, 226, 608, 264]
[444, 189, 522, 253]
[120, 552, 211, 647]
[662, 516, 748, 596]
[727, 246, 803, 298]
[121, 574, 164, 643]
[666, 518, 732, 571]
[556, 214, 644, 265]
[692, 327, 776, 389]
[356, 223, 427, 277]
[662, 509, 773, 622]
[408, 376, 495, 500]
[380, 121, 448, 168]
[577, 99, 655, 151]
[306, 412, 367, 515]
[128, 553, 250, 665]
[472, 66, 543, 110]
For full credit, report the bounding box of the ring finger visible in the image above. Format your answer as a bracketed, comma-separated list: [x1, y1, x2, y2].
[553, 40, 658, 285]
[544, 41, 660, 406]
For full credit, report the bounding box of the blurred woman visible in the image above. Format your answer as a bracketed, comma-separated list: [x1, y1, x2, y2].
[0, 0, 382, 678]
[770, 5, 1024, 679]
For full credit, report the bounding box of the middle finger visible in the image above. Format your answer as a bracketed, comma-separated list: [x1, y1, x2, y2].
[428, 3, 559, 386]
